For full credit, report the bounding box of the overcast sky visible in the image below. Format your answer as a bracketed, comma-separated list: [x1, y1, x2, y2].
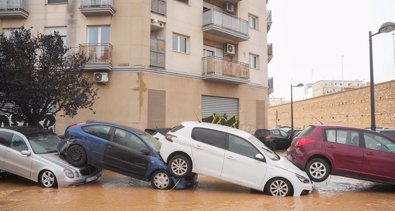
[267, 0, 395, 100]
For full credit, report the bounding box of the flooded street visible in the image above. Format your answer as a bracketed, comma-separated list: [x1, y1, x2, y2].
[1, 170, 395, 211]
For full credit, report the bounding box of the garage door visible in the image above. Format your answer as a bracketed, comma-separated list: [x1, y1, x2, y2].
[201, 96, 239, 128]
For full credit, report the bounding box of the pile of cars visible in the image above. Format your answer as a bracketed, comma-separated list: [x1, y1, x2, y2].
[1, 121, 394, 197]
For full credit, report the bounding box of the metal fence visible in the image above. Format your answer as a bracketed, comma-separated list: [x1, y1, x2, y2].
[80, 0, 113, 7]
[0, 0, 27, 11]
[202, 56, 249, 79]
[203, 8, 249, 36]
[79, 43, 113, 64]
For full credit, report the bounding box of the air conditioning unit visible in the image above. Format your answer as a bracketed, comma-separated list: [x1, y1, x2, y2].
[93, 72, 109, 83]
[224, 43, 236, 55]
[224, 2, 235, 13]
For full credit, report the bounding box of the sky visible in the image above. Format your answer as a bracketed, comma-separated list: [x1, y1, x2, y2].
[267, 0, 395, 101]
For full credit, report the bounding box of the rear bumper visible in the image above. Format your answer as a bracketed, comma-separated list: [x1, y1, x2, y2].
[286, 148, 306, 170]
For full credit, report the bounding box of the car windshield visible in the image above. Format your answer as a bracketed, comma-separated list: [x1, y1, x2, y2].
[140, 133, 162, 152]
[27, 134, 62, 154]
[248, 135, 280, 161]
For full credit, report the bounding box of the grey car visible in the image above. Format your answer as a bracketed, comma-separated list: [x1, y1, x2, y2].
[0, 127, 101, 188]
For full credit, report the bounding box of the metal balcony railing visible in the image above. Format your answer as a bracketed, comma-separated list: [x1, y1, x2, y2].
[0, 0, 28, 18]
[80, 0, 113, 8]
[79, 43, 112, 64]
[202, 56, 249, 80]
[267, 10, 272, 32]
[151, 0, 166, 15]
[150, 38, 165, 68]
[268, 43, 273, 62]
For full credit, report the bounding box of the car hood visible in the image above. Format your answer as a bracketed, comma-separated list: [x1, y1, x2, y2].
[38, 153, 78, 170]
[273, 156, 309, 177]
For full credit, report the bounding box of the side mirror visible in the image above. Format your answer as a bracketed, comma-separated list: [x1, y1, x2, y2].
[141, 149, 151, 155]
[21, 150, 31, 156]
[255, 154, 265, 162]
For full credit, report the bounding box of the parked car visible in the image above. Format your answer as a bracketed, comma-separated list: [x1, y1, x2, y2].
[160, 121, 313, 196]
[0, 127, 101, 188]
[288, 129, 302, 141]
[377, 128, 395, 140]
[287, 125, 395, 184]
[58, 121, 197, 190]
[254, 128, 291, 150]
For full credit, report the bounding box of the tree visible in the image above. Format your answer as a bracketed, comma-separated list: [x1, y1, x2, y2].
[0, 27, 97, 127]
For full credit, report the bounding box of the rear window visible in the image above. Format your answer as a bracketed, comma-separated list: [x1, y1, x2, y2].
[82, 125, 111, 140]
[170, 125, 184, 133]
[381, 131, 395, 140]
[298, 126, 315, 137]
[191, 127, 226, 149]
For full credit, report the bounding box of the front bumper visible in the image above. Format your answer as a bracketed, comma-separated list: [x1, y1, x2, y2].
[57, 168, 102, 187]
[293, 182, 313, 196]
[171, 173, 198, 190]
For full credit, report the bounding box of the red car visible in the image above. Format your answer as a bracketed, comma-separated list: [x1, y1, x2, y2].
[287, 125, 395, 184]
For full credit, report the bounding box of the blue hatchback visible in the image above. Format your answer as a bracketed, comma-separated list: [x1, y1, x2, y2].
[58, 121, 197, 190]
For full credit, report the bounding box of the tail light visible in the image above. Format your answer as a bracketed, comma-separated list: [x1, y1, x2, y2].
[165, 134, 176, 142]
[295, 138, 315, 147]
[265, 135, 272, 140]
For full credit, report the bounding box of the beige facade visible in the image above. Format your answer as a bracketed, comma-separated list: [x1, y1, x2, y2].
[312, 80, 366, 97]
[0, 0, 269, 134]
[268, 80, 395, 130]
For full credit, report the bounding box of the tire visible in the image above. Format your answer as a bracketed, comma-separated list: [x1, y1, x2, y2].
[39, 170, 57, 188]
[66, 145, 87, 167]
[168, 154, 192, 177]
[306, 158, 330, 182]
[151, 170, 174, 190]
[266, 177, 293, 197]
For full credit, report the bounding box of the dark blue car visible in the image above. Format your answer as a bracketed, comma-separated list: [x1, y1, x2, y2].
[57, 121, 197, 190]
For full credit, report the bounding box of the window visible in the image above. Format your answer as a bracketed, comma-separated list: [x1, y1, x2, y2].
[249, 54, 259, 69]
[45, 27, 67, 46]
[0, 131, 12, 147]
[82, 125, 111, 140]
[2, 28, 19, 38]
[203, 49, 214, 57]
[172, 33, 188, 53]
[175, 0, 189, 4]
[11, 134, 28, 152]
[228, 135, 260, 158]
[248, 14, 258, 30]
[47, 0, 68, 3]
[325, 129, 360, 147]
[191, 128, 226, 149]
[113, 129, 149, 152]
[363, 133, 395, 153]
[87, 26, 110, 43]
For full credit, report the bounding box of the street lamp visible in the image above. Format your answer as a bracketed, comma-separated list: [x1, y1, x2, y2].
[369, 22, 395, 131]
[291, 83, 303, 134]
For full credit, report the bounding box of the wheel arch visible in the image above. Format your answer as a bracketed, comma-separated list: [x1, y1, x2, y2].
[264, 176, 294, 196]
[306, 155, 332, 172]
[166, 151, 193, 170]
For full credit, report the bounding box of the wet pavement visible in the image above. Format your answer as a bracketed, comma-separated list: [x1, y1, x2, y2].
[1, 169, 395, 211]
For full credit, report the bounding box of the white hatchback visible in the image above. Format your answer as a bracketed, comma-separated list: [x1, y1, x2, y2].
[160, 121, 313, 196]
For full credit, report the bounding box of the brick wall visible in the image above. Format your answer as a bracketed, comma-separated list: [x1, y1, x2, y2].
[268, 80, 395, 129]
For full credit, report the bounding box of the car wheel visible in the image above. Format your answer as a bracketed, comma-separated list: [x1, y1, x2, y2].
[266, 177, 293, 197]
[66, 145, 87, 167]
[40, 170, 57, 188]
[168, 154, 192, 177]
[151, 170, 174, 190]
[306, 158, 330, 182]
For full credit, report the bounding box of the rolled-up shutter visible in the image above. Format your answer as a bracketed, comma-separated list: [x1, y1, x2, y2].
[201, 95, 238, 120]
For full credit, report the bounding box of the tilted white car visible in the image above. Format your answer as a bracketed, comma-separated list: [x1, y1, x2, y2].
[160, 121, 313, 196]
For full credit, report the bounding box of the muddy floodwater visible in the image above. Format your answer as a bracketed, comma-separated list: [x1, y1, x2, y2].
[1, 170, 395, 211]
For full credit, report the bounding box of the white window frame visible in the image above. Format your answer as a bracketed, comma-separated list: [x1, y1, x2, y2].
[172, 33, 189, 54]
[249, 14, 259, 30]
[175, 0, 190, 5]
[249, 53, 259, 69]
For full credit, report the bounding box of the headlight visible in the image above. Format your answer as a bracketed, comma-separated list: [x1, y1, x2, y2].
[64, 169, 75, 178]
[296, 174, 310, 183]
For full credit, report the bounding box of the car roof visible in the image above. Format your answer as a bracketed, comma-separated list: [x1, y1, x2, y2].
[181, 121, 252, 139]
[309, 125, 382, 133]
[1, 126, 53, 136]
[80, 121, 145, 135]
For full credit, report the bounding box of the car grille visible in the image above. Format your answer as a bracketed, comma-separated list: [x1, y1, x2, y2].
[80, 165, 98, 176]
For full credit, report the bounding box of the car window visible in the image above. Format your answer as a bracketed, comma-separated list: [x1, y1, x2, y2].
[298, 126, 315, 137]
[82, 125, 111, 140]
[0, 131, 12, 147]
[325, 129, 359, 147]
[228, 135, 261, 159]
[271, 129, 280, 136]
[113, 129, 149, 152]
[363, 133, 395, 153]
[191, 128, 226, 149]
[248, 135, 280, 161]
[10, 134, 28, 152]
[140, 133, 161, 152]
[279, 130, 288, 137]
[380, 131, 395, 140]
[28, 134, 62, 154]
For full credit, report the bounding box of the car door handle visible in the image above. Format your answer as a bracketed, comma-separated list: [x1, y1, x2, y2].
[226, 156, 235, 160]
[193, 145, 203, 150]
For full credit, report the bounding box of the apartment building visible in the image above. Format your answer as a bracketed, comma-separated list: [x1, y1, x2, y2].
[0, 0, 270, 133]
[312, 80, 366, 97]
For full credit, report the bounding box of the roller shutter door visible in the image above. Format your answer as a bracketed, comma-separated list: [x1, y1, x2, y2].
[202, 95, 239, 119]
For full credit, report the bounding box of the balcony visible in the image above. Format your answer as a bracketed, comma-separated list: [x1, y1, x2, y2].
[150, 38, 165, 68]
[268, 43, 273, 63]
[202, 8, 249, 42]
[267, 10, 272, 32]
[80, 0, 115, 16]
[0, 0, 28, 19]
[202, 56, 249, 84]
[151, 0, 166, 16]
[79, 43, 112, 71]
[268, 77, 274, 94]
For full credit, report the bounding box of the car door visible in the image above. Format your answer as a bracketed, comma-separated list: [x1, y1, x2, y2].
[104, 128, 150, 177]
[80, 124, 112, 165]
[270, 129, 289, 149]
[221, 134, 266, 189]
[323, 129, 363, 174]
[0, 132, 32, 178]
[190, 128, 226, 177]
[361, 132, 395, 181]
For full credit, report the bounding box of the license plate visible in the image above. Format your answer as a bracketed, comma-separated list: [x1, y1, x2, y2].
[86, 175, 97, 183]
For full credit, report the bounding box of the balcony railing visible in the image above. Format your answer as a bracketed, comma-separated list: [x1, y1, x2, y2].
[79, 43, 112, 70]
[268, 43, 273, 62]
[266, 10, 272, 32]
[202, 56, 249, 84]
[80, 0, 115, 16]
[0, 0, 28, 18]
[150, 38, 165, 68]
[268, 77, 274, 94]
[202, 8, 249, 42]
[151, 0, 166, 16]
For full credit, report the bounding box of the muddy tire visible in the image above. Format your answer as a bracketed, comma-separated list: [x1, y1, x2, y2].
[168, 154, 192, 177]
[66, 145, 87, 167]
[151, 170, 174, 190]
[39, 170, 57, 188]
[266, 177, 293, 197]
[306, 158, 330, 182]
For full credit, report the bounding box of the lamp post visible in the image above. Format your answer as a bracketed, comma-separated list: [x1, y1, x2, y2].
[369, 22, 395, 131]
[291, 83, 304, 134]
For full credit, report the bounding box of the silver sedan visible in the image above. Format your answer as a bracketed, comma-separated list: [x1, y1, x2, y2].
[0, 127, 101, 188]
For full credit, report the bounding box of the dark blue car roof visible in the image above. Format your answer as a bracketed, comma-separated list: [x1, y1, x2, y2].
[83, 120, 145, 135]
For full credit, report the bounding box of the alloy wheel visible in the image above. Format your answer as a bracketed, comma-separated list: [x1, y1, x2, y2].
[41, 171, 56, 188]
[171, 158, 188, 176]
[309, 162, 327, 179]
[269, 179, 289, 196]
